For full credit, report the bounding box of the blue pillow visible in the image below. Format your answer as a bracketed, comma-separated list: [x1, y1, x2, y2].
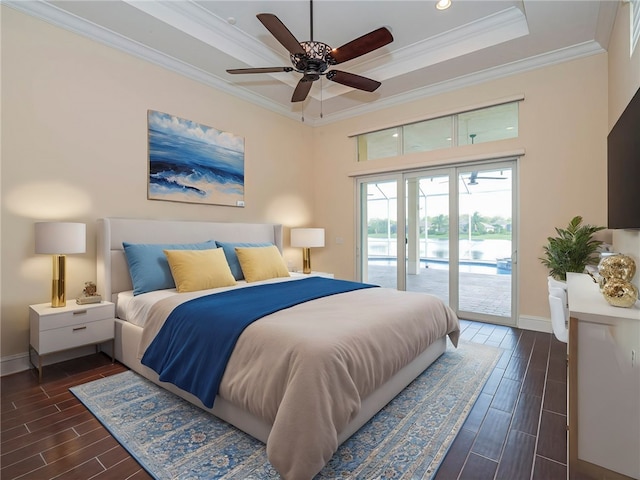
[215, 241, 273, 280]
[123, 240, 217, 295]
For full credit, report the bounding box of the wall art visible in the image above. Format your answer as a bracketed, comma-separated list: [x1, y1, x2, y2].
[147, 110, 245, 207]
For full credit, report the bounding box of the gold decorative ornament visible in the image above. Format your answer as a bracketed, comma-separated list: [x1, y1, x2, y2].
[601, 279, 639, 308]
[598, 254, 636, 284]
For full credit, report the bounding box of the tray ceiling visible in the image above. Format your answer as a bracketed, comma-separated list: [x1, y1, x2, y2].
[6, 1, 619, 124]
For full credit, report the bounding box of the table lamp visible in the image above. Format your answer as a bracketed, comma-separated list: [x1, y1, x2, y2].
[291, 228, 325, 274]
[35, 222, 86, 307]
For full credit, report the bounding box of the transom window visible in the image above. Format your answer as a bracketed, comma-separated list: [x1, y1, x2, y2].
[357, 101, 519, 162]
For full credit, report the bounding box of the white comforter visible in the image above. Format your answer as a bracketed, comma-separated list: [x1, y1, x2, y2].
[136, 277, 460, 480]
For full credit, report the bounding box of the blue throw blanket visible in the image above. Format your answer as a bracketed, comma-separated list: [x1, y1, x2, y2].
[141, 277, 377, 408]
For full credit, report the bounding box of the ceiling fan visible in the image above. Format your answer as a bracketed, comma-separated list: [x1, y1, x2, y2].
[226, 0, 393, 103]
[466, 171, 508, 185]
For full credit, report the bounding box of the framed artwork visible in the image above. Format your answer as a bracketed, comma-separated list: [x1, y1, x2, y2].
[147, 110, 245, 207]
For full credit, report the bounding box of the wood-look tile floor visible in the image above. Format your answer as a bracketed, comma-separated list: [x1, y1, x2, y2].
[434, 320, 568, 480]
[1, 320, 568, 479]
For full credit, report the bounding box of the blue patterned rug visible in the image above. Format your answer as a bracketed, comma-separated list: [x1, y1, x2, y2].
[70, 340, 500, 479]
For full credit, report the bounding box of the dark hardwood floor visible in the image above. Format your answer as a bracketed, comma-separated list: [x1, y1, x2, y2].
[1, 320, 568, 479]
[435, 320, 568, 480]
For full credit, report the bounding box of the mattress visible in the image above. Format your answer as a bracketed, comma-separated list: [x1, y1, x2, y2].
[116, 273, 309, 326]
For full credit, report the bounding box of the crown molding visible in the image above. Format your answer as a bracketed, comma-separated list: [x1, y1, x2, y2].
[5, 1, 606, 127]
[315, 40, 605, 126]
[126, 2, 529, 103]
[3, 0, 302, 122]
[123, 1, 302, 91]
[123, 1, 288, 70]
[322, 6, 529, 100]
[368, 6, 529, 79]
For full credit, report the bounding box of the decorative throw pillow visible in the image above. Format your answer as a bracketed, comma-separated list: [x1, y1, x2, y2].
[164, 248, 236, 293]
[235, 245, 290, 283]
[123, 240, 217, 295]
[215, 241, 273, 280]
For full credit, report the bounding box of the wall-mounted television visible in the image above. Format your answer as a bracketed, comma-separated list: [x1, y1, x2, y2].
[607, 87, 640, 230]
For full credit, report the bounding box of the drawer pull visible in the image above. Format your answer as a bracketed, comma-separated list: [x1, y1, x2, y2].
[72, 326, 87, 332]
[73, 310, 88, 316]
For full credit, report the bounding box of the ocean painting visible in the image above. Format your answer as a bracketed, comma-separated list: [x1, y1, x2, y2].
[147, 110, 245, 207]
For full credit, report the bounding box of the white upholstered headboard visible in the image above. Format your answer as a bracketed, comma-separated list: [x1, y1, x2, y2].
[97, 217, 284, 303]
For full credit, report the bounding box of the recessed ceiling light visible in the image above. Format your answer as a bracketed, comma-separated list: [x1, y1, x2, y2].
[392, 133, 399, 138]
[435, 0, 452, 11]
[506, 126, 515, 130]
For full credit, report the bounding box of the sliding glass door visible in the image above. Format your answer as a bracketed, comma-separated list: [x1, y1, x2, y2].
[455, 164, 515, 322]
[357, 160, 517, 325]
[403, 171, 451, 303]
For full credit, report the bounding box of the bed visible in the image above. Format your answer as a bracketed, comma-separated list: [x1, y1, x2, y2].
[96, 217, 460, 480]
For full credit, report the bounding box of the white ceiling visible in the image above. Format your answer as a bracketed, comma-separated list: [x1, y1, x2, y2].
[7, 0, 619, 125]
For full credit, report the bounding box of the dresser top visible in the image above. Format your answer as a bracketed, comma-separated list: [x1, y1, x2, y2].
[567, 272, 640, 321]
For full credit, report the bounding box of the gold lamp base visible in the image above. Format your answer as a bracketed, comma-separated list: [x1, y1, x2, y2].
[51, 254, 66, 307]
[301, 247, 312, 274]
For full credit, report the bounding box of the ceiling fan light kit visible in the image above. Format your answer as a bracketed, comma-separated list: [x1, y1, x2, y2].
[226, 2, 393, 103]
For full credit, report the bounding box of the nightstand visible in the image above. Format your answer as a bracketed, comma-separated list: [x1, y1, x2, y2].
[29, 301, 115, 381]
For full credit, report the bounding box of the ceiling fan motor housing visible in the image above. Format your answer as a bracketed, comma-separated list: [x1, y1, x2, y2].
[291, 41, 334, 78]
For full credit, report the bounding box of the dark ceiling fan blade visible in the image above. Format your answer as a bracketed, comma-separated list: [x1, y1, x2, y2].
[326, 70, 381, 92]
[257, 13, 305, 56]
[227, 67, 293, 74]
[330, 27, 393, 64]
[291, 78, 314, 102]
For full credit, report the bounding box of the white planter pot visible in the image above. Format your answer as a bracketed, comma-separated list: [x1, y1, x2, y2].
[547, 276, 568, 343]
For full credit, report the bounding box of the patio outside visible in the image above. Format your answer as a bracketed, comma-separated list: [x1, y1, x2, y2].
[363, 169, 513, 320]
[364, 231, 513, 319]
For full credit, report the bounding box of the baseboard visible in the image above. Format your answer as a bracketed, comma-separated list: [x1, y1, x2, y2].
[1, 352, 31, 377]
[1, 345, 98, 377]
[518, 315, 552, 333]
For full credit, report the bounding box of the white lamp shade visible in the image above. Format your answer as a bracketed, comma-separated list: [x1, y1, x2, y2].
[291, 228, 325, 248]
[35, 222, 86, 254]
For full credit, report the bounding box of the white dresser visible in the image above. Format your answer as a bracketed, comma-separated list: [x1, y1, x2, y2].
[567, 272, 640, 480]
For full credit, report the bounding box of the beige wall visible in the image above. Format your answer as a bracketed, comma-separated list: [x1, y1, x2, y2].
[3, 2, 637, 369]
[0, 7, 314, 360]
[312, 55, 609, 325]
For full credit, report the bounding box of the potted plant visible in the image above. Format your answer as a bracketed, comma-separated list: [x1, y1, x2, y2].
[540, 215, 605, 282]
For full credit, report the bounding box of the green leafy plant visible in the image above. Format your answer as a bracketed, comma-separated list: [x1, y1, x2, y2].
[540, 216, 605, 281]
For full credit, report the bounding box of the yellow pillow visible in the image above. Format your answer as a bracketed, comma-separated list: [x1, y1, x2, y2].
[235, 245, 290, 283]
[164, 248, 236, 292]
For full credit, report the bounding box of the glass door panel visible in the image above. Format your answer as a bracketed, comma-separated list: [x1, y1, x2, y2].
[359, 178, 400, 289]
[405, 174, 450, 305]
[457, 165, 514, 321]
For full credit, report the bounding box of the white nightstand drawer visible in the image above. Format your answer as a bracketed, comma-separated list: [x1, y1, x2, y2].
[35, 318, 114, 354]
[30, 302, 114, 331]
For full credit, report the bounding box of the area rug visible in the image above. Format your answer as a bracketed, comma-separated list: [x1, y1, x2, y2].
[70, 341, 500, 479]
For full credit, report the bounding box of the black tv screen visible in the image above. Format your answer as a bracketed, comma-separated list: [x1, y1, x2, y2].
[607, 87, 640, 229]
